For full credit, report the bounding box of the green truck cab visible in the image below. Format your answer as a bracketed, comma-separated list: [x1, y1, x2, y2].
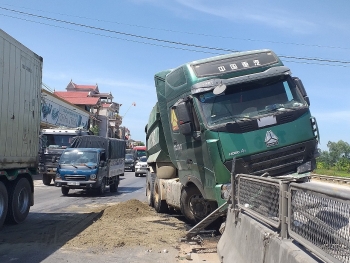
[145, 50, 319, 224]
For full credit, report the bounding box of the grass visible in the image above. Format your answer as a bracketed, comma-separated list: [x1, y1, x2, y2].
[314, 168, 350, 178]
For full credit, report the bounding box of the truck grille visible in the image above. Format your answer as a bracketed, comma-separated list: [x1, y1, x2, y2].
[64, 175, 87, 181]
[225, 140, 317, 176]
[40, 153, 61, 165]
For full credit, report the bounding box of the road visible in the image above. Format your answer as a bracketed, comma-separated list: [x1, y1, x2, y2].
[0, 172, 149, 263]
[0, 172, 220, 263]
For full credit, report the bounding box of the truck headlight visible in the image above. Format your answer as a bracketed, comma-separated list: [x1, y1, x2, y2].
[221, 183, 232, 200]
[55, 173, 61, 179]
[90, 174, 97, 180]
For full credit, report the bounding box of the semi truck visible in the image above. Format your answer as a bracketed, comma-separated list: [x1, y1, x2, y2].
[55, 135, 126, 195]
[39, 127, 91, 185]
[0, 29, 43, 228]
[145, 49, 319, 224]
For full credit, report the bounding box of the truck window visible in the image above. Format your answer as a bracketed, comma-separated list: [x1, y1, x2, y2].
[42, 134, 75, 148]
[100, 152, 106, 162]
[198, 75, 307, 127]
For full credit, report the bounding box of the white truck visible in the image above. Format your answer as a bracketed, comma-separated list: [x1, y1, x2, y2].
[0, 29, 43, 228]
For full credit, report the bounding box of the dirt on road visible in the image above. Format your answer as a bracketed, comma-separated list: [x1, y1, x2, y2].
[62, 199, 220, 262]
[64, 199, 186, 250]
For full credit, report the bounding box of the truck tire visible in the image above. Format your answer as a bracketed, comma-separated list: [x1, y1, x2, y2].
[61, 187, 69, 196]
[180, 186, 216, 225]
[97, 178, 106, 195]
[146, 176, 154, 207]
[110, 176, 119, 193]
[153, 178, 168, 213]
[0, 182, 8, 228]
[6, 178, 31, 224]
[42, 174, 52, 186]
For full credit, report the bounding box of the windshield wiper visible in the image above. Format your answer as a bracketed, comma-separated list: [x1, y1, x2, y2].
[83, 163, 93, 169]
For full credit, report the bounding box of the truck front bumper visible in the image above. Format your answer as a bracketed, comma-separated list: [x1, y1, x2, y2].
[55, 179, 100, 189]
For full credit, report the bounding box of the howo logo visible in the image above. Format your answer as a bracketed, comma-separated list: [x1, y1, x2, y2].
[265, 130, 279, 147]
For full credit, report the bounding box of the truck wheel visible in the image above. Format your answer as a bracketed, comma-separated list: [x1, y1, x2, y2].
[153, 178, 168, 213]
[61, 187, 69, 196]
[42, 174, 52, 186]
[180, 186, 216, 225]
[98, 178, 106, 195]
[146, 178, 154, 207]
[6, 178, 31, 224]
[0, 182, 8, 228]
[110, 176, 119, 193]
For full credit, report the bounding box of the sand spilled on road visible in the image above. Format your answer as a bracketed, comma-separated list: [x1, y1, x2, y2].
[64, 199, 187, 250]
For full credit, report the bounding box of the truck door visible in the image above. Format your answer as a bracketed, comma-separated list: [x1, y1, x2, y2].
[170, 100, 202, 175]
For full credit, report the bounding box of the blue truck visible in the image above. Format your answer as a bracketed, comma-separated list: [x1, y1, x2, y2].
[55, 135, 126, 195]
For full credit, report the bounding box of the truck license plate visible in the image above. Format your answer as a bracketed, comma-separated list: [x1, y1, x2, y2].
[68, 182, 80, 186]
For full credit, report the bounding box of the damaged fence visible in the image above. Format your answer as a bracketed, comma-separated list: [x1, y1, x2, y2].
[232, 174, 350, 263]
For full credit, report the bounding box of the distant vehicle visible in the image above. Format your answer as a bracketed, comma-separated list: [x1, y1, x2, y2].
[135, 156, 149, 177]
[124, 153, 135, 172]
[133, 146, 147, 160]
[39, 127, 91, 186]
[0, 29, 42, 228]
[55, 136, 126, 195]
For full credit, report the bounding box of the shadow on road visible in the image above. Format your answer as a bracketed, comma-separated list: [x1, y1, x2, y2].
[0, 210, 103, 263]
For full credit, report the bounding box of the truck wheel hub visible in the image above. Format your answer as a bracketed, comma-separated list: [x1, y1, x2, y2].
[189, 195, 210, 219]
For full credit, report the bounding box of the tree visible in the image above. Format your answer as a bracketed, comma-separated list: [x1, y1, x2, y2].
[318, 140, 350, 172]
[89, 125, 99, 135]
[327, 140, 350, 165]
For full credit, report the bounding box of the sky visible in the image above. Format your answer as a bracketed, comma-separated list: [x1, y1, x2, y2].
[0, 0, 349, 150]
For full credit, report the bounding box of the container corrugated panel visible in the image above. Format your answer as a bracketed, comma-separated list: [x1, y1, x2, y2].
[0, 29, 43, 169]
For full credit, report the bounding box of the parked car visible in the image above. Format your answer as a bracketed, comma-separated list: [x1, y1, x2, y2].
[124, 153, 135, 172]
[135, 156, 148, 177]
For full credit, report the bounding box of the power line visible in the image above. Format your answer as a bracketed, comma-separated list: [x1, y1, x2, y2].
[0, 6, 349, 67]
[2, 3, 350, 51]
[0, 13, 220, 55]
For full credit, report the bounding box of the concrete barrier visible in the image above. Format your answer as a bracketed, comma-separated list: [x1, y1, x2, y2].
[217, 207, 322, 263]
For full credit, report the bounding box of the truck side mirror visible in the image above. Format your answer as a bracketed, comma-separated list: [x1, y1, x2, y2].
[293, 77, 310, 106]
[174, 100, 193, 136]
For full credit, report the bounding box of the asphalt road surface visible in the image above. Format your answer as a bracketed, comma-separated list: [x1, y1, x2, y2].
[0, 172, 152, 263]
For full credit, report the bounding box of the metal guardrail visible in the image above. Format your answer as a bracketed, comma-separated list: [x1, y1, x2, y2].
[288, 182, 350, 263]
[232, 174, 350, 263]
[237, 175, 282, 228]
[311, 174, 350, 185]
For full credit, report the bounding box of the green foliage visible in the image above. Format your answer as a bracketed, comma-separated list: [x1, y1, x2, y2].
[90, 125, 99, 135]
[316, 140, 350, 174]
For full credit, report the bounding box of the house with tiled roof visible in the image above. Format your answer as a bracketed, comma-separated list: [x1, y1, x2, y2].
[54, 80, 123, 138]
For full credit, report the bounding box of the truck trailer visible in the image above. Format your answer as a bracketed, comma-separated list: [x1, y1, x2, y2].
[0, 29, 43, 228]
[145, 49, 319, 224]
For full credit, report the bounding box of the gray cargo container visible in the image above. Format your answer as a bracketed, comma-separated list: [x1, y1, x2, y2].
[0, 28, 43, 228]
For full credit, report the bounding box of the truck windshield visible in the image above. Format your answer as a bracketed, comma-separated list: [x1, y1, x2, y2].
[198, 75, 307, 127]
[42, 134, 75, 148]
[59, 150, 98, 165]
[136, 150, 146, 158]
